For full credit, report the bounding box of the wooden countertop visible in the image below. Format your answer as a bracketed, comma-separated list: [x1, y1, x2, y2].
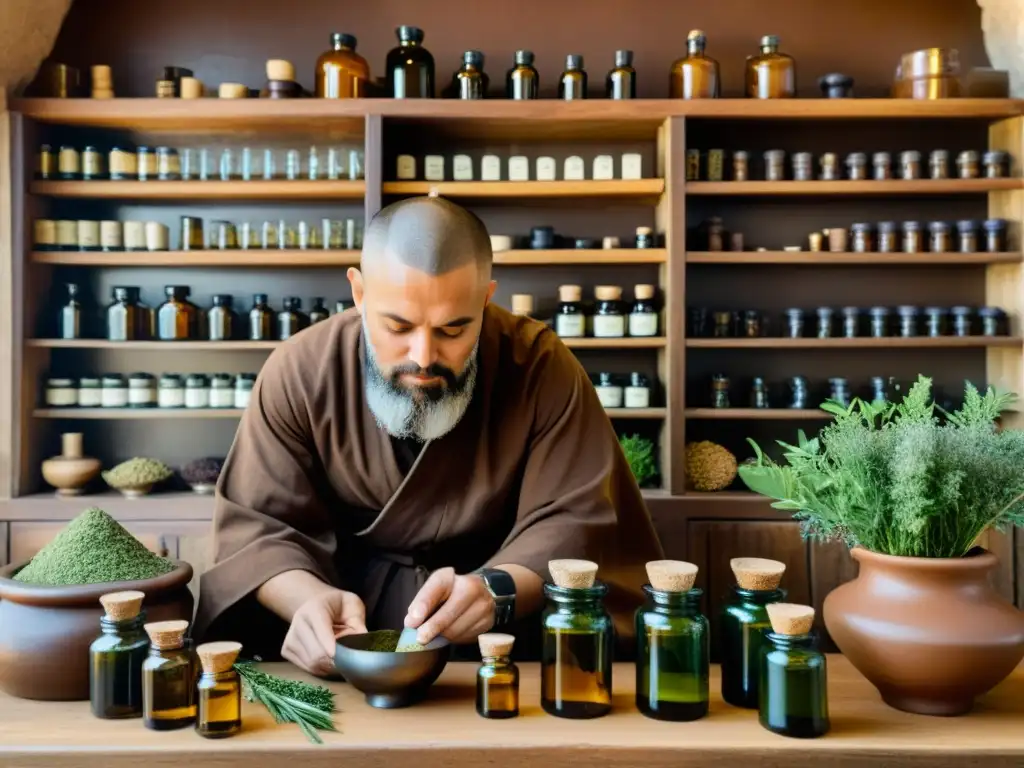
[0, 657, 1021, 768]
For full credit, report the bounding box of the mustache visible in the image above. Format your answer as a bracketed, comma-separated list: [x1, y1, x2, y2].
[388, 361, 459, 389]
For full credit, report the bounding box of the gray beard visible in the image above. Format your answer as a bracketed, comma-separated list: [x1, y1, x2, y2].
[362, 316, 478, 442]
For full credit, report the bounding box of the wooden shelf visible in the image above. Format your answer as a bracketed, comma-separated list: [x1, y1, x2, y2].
[680, 491, 768, 503]
[30, 180, 366, 200]
[493, 249, 667, 265]
[686, 336, 1021, 349]
[0, 491, 217, 522]
[605, 408, 666, 419]
[34, 408, 243, 419]
[32, 250, 362, 267]
[29, 337, 667, 351]
[382, 180, 665, 200]
[562, 337, 667, 349]
[686, 251, 1023, 265]
[685, 408, 829, 420]
[686, 179, 1021, 196]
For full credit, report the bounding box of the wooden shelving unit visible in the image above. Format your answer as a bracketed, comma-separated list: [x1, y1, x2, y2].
[32, 250, 363, 266]
[686, 337, 1021, 349]
[686, 179, 1021, 196]
[27, 337, 667, 351]
[684, 408, 830, 420]
[34, 408, 245, 419]
[381, 180, 665, 200]
[686, 251, 1022, 265]
[31, 180, 367, 200]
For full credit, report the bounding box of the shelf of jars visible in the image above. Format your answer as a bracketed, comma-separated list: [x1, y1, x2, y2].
[30, 180, 367, 200]
[380, 180, 665, 200]
[32, 406, 667, 421]
[685, 251, 1021, 265]
[28, 337, 669, 351]
[686, 179, 1020, 195]
[686, 337, 1018, 349]
[684, 408, 829, 420]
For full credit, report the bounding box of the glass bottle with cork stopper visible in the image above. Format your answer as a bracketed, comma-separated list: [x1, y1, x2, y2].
[262, 59, 302, 99]
[635, 560, 709, 721]
[541, 559, 613, 719]
[476, 632, 519, 719]
[511, 294, 533, 317]
[745, 35, 796, 98]
[555, 285, 585, 338]
[629, 284, 658, 337]
[195, 641, 243, 738]
[143, 619, 196, 730]
[720, 557, 786, 708]
[592, 285, 626, 338]
[90, 590, 150, 719]
[669, 30, 720, 99]
[316, 33, 370, 98]
[760, 603, 830, 738]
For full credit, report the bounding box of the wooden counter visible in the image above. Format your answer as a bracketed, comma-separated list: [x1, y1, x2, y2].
[0, 657, 1021, 767]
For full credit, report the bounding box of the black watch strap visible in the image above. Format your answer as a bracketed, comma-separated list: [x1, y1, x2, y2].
[477, 567, 516, 628]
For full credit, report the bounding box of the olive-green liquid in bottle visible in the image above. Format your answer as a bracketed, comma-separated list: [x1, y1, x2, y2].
[606, 50, 636, 99]
[196, 642, 243, 739]
[721, 557, 787, 709]
[760, 604, 830, 739]
[386, 25, 435, 98]
[506, 50, 539, 99]
[450, 50, 488, 99]
[541, 559, 613, 719]
[746, 34, 796, 99]
[476, 633, 519, 719]
[635, 560, 709, 721]
[670, 30, 720, 98]
[143, 620, 196, 730]
[558, 55, 587, 100]
[90, 591, 150, 719]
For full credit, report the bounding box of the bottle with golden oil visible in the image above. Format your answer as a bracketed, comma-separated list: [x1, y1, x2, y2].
[558, 55, 587, 100]
[143, 620, 196, 730]
[450, 50, 488, 99]
[541, 559, 613, 719]
[89, 591, 150, 719]
[315, 33, 370, 98]
[669, 30, 720, 99]
[476, 633, 519, 718]
[746, 35, 796, 98]
[196, 641, 243, 738]
[606, 50, 635, 99]
[506, 50, 539, 99]
[37, 144, 56, 179]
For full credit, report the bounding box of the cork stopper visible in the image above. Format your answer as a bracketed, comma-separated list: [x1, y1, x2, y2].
[636, 226, 653, 236]
[91, 65, 112, 86]
[218, 82, 249, 99]
[99, 590, 145, 621]
[601, 236, 621, 249]
[489, 234, 512, 252]
[511, 294, 534, 315]
[266, 59, 295, 82]
[731, 557, 786, 591]
[634, 284, 655, 300]
[145, 620, 189, 650]
[196, 641, 242, 674]
[549, 559, 598, 588]
[180, 77, 204, 99]
[558, 284, 582, 303]
[766, 603, 815, 636]
[646, 560, 698, 592]
[478, 632, 515, 658]
[594, 285, 623, 301]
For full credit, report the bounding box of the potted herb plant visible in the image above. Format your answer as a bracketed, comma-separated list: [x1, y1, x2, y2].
[737, 375, 1024, 716]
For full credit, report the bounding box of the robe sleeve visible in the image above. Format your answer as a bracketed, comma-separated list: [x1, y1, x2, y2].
[193, 346, 340, 642]
[484, 333, 665, 645]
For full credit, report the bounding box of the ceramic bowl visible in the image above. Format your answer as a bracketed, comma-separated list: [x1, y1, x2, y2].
[334, 632, 450, 709]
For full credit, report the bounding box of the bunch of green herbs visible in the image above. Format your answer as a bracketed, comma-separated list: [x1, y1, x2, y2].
[737, 375, 1024, 558]
[235, 660, 337, 744]
[619, 434, 658, 488]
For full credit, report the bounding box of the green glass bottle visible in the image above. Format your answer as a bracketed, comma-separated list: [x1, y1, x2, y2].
[721, 557, 787, 708]
[541, 559, 613, 719]
[760, 603, 830, 738]
[635, 560, 709, 721]
[90, 590, 151, 719]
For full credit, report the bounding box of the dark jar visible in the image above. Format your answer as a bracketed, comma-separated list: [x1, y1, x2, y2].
[900, 150, 921, 180]
[506, 50, 539, 99]
[476, 636, 519, 719]
[871, 152, 891, 180]
[157, 286, 199, 341]
[850, 223, 873, 253]
[630, 285, 659, 337]
[309, 297, 331, 325]
[142, 626, 196, 731]
[877, 221, 897, 253]
[983, 219, 1007, 253]
[951, 306, 973, 337]
[721, 580, 786, 709]
[688, 307, 710, 338]
[929, 149, 949, 180]
[901, 221, 922, 254]
[711, 374, 730, 408]
[957, 220, 978, 253]
[979, 307, 1006, 336]
[924, 307, 948, 337]
[90, 598, 150, 719]
[929, 221, 950, 253]
[743, 310, 762, 338]
[635, 584, 709, 721]
[828, 377, 850, 407]
[606, 49, 636, 99]
[60, 282, 82, 340]
[593, 286, 626, 338]
[788, 376, 808, 409]
[897, 306, 919, 338]
[869, 307, 890, 338]
[450, 50, 488, 99]
[844, 152, 867, 181]
[277, 297, 309, 340]
[759, 621, 830, 738]
[815, 307, 833, 339]
[784, 308, 804, 339]
[107, 286, 141, 341]
[248, 294, 274, 341]
[558, 54, 588, 100]
[750, 377, 770, 408]
[956, 150, 980, 179]
[386, 26, 435, 98]
[541, 582, 613, 719]
[983, 150, 1008, 179]
[713, 310, 732, 338]
[207, 295, 237, 341]
[840, 306, 859, 338]
[555, 285, 586, 338]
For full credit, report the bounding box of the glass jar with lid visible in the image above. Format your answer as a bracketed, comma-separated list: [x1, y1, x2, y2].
[107, 287, 142, 342]
[983, 218, 1007, 253]
[956, 220, 978, 253]
[844, 152, 867, 181]
[234, 374, 256, 409]
[476, 633, 519, 719]
[871, 152, 891, 180]
[277, 297, 309, 340]
[316, 32, 371, 98]
[78, 376, 102, 407]
[185, 374, 210, 409]
[248, 294, 274, 341]
[157, 374, 186, 408]
[309, 297, 331, 325]
[899, 150, 921, 180]
[592, 286, 626, 338]
[983, 150, 1008, 178]
[877, 221, 897, 253]
[956, 150, 980, 179]
[624, 373, 651, 408]
[156, 147, 180, 180]
[45, 377, 78, 407]
[101, 374, 128, 408]
[759, 604, 830, 738]
[555, 285, 585, 338]
[209, 374, 235, 408]
[157, 286, 199, 341]
[592, 372, 623, 409]
[928, 149, 949, 180]
[902, 221, 922, 253]
[207, 295, 238, 341]
[128, 373, 157, 408]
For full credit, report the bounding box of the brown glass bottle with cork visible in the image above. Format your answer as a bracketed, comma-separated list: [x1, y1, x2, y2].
[476, 633, 519, 719]
[90, 591, 150, 719]
[387, 26, 435, 98]
[746, 35, 796, 98]
[143, 620, 196, 730]
[315, 33, 370, 98]
[670, 30, 721, 98]
[196, 641, 243, 738]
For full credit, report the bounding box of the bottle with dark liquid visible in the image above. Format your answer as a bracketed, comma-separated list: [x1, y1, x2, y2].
[315, 33, 370, 98]
[541, 559, 612, 719]
[386, 26, 435, 98]
[476, 633, 519, 719]
[277, 296, 308, 340]
[760, 604, 830, 738]
[670, 30, 721, 99]
[635, 560, 709, 721]
[207, 294, 238, 341]
[196, 641, 243, 739]
[90, 590, 150, 719]
[606, 50, 636, 99]
[507, 50, 539, 99]
[132, 287, 156, 340]
[143, 620, 196, 730]
[309, 297, 330, 325]
[60, 282, 82, 339]
[721, 557, 786, 708]
[558, 55, 587, 100]
[450, 50, 488, 99]
[249, 294, 274, 340]
[746, 35, 796, 98]
[157, 285, 198, 341]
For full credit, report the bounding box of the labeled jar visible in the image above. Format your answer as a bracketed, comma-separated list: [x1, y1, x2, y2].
[815, 307, 833, 339]
[90, 591, 151, 719]
[56, 220, 78, 251]
[951, 306, 973, 336]
[78, 377, 102, 407]
[625, 372, 651, 408]
[635, 227, 654, 249]
[900, 150, 921, 180]
[196, 642, 243, 738]
[37, 144, 56, 179]
[109, 147, 138, 180]
[158, 374, 185, 408]
[869, 306, 889, 338]
[784, 308, 804, 338]
[850, 223, 873, 253]
[877, 221, 897, 253]
[156, 147, 180, 180]
[732, 151, 749, 181]
[277, 297, 308, 340]
[897, 306, 919, 338]
[593, 372, 623, 408]
[137, 147, 158, 180]
[924, 306, 948, 337]
[956, 220, 978, 253]
[791, 152, 812, 181]
[234, 374, 256, 409]
[45, 377, 77, 407]
[956, 150, 979, 179]
[185, 374, 210, 409]
[750, 377, 769, 408]
[743, 309, 762, 338]
[208, 295, 237, 341]
[101, 221, 123, 251]
[158, 286, 198, 340]
[33, 219, 57, 251]
[819, 152, 838, 181]
[712, 374, 730, 408]
[476, 633, 519, 719]
[983, 218, 1007, 253]
[211, 221, 238, 250]
[593, 286, 626, 338]
[764, 150, 785, 181]
[106, 286, 140, 341]
[635, 561, 709, 722]
[983, 150, 1008, 179]
[555, 285, 585, 338]
[928, 221, 950, 253]
[979, 307, 1005, 336]
[78, 220, 101, 251]
[901, 221, 922, 253]
[128, 373, 157, 408]
[210, 374, 235, 407]
[82, 146, 105, 180]
[146, 222, 169, 251]
[58, 145, 81, 179]
[841, 306, 859, 338]
[143, 620, 196, 731]
[759, 604, 830, 738]
[180, 217, 204, 251]
[629, 285, 658, 337]
[871, 152, 891, 180]
[101, 374, 129, 408]
[844, 152, 867, 181]
[929, 149, 949, 180]
[123, 221, 146, 251]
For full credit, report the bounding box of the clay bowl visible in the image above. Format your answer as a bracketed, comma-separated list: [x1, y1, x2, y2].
[0, 560, 194, 701]
[334, 632, 450, 709]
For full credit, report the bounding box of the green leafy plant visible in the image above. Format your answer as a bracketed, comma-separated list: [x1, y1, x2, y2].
[620, 434, 658, 488]
[235, 660, 337, 744]
[737, 375, 1024, 558]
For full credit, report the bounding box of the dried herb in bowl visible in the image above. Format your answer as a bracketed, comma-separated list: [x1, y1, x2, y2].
[102, 457, 173, 490]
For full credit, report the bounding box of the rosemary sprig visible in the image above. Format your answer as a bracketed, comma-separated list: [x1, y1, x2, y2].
[234, 660, 338, 744]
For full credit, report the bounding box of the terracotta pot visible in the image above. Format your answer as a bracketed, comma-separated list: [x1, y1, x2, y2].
[0, 561, 194, 701]
[823, 546, 1024, 716]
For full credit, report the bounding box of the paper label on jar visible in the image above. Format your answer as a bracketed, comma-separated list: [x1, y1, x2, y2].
[536, 157, 556, 181]
[396, 155, 416, 180]
[56, 220, 77, 246]
[625, 386, 651, 409]
[481, 155, 501, 181]
[508, 156, 529, 181]
[83, 151, 104, 176]
[593, 315, 626, 338]
[564, 156, 585, 180]
[452, 154, 473, 181]
[629, 313, 659, 337]
[595, 385, 624, 409]
[33, 219, 56, 245]
[592, 155, 614, 180]
[101, 221, 123, 248]
[424, 155, 445, 181]
[210, 390, 235, 408]
[158, 390, 186, 408]
[77, 221, 100, 248]
[555, 314, 585, 338]
[621, 153, 642, 180]
[78, 390, 103, 407]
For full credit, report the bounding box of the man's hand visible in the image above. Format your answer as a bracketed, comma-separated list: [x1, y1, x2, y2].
[281, 589, 368, 677]
[404, 567, 494, 645]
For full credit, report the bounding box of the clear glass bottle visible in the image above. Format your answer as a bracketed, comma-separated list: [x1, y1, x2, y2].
[721, 558, 786, 709]
[277, 296, 308, 340]
[541, 560, 612, 719]
[315, 33, 370, 98]
[207, 295, 237, 341]
[759, 604, 830, 738]
[476, 633, 519, 719]
[387, 26, 435, 98]
[59, 282, 82, 339]
[606, 50, 635, 99]
[143, 620, 196, 730]
[506, 50, 539, 99]
[635, 561, 709, 721]
[106, 286, 140, 341]
[670, 30, 720, 99]
[196, 642, 243, 739]
[157, 286, 198, 341]
[451, 50, 488, 99]
[90, 590, 150, 719]
[309, 297, 330, 325]
[746, 35, 796, 99]
[555, 285, 586, 338]
[249, 294, 274, 340]
[559, 55, 587, 100]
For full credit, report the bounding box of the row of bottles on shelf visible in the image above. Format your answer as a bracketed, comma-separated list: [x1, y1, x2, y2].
[688, 305, 1009, 340]
[44, 372, 256, 410]
[393, 151, 646, 182]
[552, 284, 659, 339]
[492, 226, 656, 252]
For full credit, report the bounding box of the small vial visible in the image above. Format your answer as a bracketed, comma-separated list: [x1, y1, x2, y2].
[850, 223, 873, 253]
[924, 307, 948, 337]
[951, 306, 973, 337]
[277, 219, 296, 249]
[308, 147, 320, 180]
[897, 306, 919, 338]
[196, 642, 242, 739]
[732, 151, 749, 181]
[929, 149, 949, 180]
[348, 149, 365, 180]
[869, 306, 890, 338]
[240, 148, 253, 181]
[327, 148, 344, 179]
[840, 307, 859, 338]
[901, 221, 922, 254]
[845, 152, 867, 181]
[791, 152, 812, 181]
[476, 633, 519, 719]
[712, 374, 730, 408]
[929, 221, 950, 253]
[143, 620, 196, 731]
[956, 220, 978, 253]
[180, 149, 194, 180]
[956, 150, 979, 179]
[262, 148, 276, 180]
[137, 147, 156, 181]
[219, 149, 235, 181]
[877, 221, 897, 253]
[983, 150, 1008, 179]
[983, 218, 1007, 253]
[815, 307, 833, 339]
[784, 309, 804, 339]
[899, 150, 921, 180]
[819, 152, 839, 181]
[286, 149, 301, 180]
[198, 148, 211, 180]
[764, 150, 785, 181]
[871, 152, 891, 180]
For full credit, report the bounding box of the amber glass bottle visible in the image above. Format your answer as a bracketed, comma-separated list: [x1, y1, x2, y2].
[559, 55, 587, 100]
[143, 620, 196, 730]
[507, 50, 539, 99]
[309, 297, 330, 325]
[315, 33, 370, 98]
[249, 293, 274, 340]
[670, 30, 720, 99]
[746, 35, 796, 98]
[476, 633, 519, 719]
[606, 50, 636, 99]
[207, 295, 238, 341]
[387, 26, 435, 98]
[106, 286, 140, 341]
[449, 50, 488, 99]
[760, 604, 830, 738]
[90, 591, 150, 719]
[157, 285, 198, 341]
[196, 642, 243, 739]
[60, 282, 82, 339]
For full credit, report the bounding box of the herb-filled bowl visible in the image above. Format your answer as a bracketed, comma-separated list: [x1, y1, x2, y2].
[334, 630, 451, 708]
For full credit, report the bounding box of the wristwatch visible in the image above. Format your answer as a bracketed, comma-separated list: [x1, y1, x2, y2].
[476, 567, 516, 629]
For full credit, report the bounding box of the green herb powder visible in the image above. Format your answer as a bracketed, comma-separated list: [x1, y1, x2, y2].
[364, 629, 424, 653]
[13, 507, 175, 585]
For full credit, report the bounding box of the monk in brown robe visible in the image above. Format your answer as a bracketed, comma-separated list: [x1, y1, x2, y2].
[194, 195, 664, 676]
